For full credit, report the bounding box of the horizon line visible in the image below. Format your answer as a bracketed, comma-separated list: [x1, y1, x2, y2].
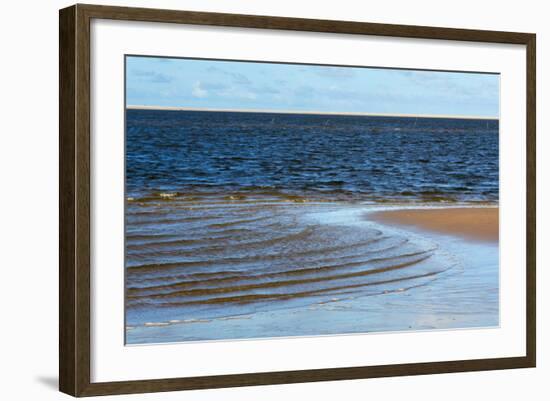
[126, 105, 499, 121]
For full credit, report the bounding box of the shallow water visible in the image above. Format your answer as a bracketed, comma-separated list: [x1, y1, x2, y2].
[125, 198, 498, 344]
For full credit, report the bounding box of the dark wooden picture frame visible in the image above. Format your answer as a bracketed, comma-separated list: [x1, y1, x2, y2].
[59, 3, 536, 397]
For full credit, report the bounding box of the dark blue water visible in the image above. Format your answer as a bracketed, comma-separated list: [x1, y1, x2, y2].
[126, 109, 499, 203]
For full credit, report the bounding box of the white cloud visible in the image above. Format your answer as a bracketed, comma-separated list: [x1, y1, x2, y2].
[192, 81, 208, 98]
[239, 91, 257, 100]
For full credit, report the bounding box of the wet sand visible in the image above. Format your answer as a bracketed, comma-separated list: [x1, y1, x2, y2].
[369, 207, 498, 243]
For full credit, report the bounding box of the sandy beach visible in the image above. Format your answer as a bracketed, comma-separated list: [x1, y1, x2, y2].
[369, 207, 498, 243]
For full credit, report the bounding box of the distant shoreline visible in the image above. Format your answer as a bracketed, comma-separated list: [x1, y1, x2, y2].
[126, 105, 499, 121]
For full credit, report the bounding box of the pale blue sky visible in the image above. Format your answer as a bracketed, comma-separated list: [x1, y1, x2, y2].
[126, 56, 499, 117]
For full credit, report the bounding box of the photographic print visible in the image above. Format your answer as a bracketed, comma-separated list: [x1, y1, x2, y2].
[124, 56, 499, 345]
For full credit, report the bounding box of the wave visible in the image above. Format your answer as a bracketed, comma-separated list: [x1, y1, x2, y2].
[125, 193, 460, 329]
[126, 186, 498, 206]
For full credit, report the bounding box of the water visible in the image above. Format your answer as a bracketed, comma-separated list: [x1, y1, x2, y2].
[126, 110, 498, 203]
[125, 109, 499, 344]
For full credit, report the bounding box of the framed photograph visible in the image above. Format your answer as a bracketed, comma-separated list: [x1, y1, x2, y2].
[59, 4, 536, 397]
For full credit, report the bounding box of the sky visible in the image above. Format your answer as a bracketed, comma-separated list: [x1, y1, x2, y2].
[126, 56, 500, 117]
